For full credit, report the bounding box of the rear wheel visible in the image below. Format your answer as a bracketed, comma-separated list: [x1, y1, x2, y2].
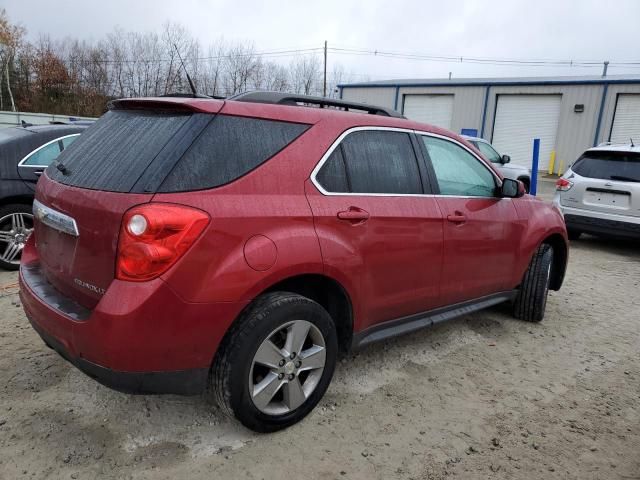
[567, 229, 582, 241]
[0, 204, 34, 271]
[212, 292, 337, 432]
[513, 244, 553, 322]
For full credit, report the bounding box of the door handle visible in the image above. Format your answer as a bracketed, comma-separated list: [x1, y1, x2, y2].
[337, 207, 369, 223]
[446, 213, 467, 223]
[34, 171, 43, 177]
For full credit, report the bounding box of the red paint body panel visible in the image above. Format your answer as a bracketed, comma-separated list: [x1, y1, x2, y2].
[20, 97, 568, 384]
[436, 197, 521, 305]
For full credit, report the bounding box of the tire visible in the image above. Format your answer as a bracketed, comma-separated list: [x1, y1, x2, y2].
[212, 292, 338, 432]
[513, 244, 554, 322]
[0, 203, 34, 271]
[567, 229, 582, 241]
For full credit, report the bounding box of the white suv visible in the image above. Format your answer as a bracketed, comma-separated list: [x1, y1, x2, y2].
[553, 143, 640, 240]
[462, 136, 532, 192]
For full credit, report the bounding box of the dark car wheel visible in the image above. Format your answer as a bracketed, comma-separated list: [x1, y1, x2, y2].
[212, 292, 338, 432]
[513, 244, 553, 322]
[0, 204, 34, 271]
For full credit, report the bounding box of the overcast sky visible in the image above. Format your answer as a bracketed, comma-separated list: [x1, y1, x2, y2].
[4, 0, 640, 81]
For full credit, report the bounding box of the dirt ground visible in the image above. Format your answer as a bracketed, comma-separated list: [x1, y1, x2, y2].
[1, 180, 639, 480]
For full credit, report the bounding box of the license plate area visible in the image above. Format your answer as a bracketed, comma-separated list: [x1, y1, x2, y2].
[584, 189, 630, 209]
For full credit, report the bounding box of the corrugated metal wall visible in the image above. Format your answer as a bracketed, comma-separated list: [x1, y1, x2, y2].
[339, 87, 396, 110]
[342, 81, 640, 173]
[482, 84, 602, 169]
[597, 84, 640, 144]
[397, 86, 486, 135]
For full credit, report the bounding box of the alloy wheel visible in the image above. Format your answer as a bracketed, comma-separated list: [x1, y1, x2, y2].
[0, 212, 34, 265]
[249, 320, 327, 415]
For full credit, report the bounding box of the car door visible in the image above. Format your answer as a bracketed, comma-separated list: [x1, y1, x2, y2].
[18, 134, 80, 189]
[418, 133, 520, 306]
[306, 128, 444, 331]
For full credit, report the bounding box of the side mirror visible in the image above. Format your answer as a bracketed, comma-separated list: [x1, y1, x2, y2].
[501, 154, 511, 164]
[501, 178, 525, 198]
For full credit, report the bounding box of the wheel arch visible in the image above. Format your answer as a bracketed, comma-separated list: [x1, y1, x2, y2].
[541, 233, 568, 291]
[262, 273, 354, 353]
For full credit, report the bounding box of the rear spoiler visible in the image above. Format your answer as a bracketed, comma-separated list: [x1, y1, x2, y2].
[108, 97, 224, 114]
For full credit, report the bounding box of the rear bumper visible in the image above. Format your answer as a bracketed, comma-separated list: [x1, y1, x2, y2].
[563, 212, 640, 240]
[28, 316, 208, 395]
[19, 261, 247, 395]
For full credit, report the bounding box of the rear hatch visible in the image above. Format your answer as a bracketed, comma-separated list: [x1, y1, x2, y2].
[561, 150, 640, 218]
[34, 99, 222, 309]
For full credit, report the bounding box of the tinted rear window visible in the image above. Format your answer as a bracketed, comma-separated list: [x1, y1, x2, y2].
[47, 110, 309, 193]
[573, 151, 640, 182]
[47, 110, 191, 192]
[158, 115, 309, 192]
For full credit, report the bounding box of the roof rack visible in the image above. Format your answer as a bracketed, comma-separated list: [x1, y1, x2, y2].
[228, 91, 405, 118]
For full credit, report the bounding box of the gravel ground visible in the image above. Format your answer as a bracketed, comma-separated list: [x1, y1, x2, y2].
[0, 180, 638, 479]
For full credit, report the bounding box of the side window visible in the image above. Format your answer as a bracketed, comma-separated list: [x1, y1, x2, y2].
[340, 130, 422, 194]
[61, 135, 80, 150]
[421, 136, 496, 197]
[316, 146, 349, 193]
[474, 141, 502, 164]
[21, 140, 63, 167]
[159, 115, 309, 192]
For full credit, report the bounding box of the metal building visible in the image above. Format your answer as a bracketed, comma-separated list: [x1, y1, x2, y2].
[339, 75, 640, 173]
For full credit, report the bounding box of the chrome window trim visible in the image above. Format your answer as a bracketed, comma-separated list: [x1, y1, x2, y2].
[32, 199, 79, 237]
[18, 134, 80, 168]
[309, 126, 503, 199]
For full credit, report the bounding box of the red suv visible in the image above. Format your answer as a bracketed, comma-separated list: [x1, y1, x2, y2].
[19, 92, 568, 432]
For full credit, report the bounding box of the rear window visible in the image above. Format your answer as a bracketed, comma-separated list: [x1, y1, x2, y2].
[573, 151, 640, 182]
[47, 110, 191, 192]
[47, 110, 309, 193]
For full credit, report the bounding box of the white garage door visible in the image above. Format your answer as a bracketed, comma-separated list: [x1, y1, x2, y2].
[610, 94, 640, 143]
[492, 94, 562, 170]
[403, 94, 454, 130]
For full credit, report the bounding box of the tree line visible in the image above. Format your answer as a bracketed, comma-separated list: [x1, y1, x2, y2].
[0, 9, 360, 117]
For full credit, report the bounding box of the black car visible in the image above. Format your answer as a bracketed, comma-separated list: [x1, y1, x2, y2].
[0, 123, 90, 270]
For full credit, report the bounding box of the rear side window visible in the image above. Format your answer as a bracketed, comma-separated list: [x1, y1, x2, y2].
[316, 147, 349, 193]
[22, 140, 62, 166]
[572, 151, 640, 182]
[316, 130, 422, 195]
[159, 115, 309, 192]
[47, 110, 191, 192]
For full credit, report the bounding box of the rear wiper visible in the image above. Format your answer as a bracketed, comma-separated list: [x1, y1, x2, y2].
[609, 175, 639, 182]
[54, 161, 70, 175]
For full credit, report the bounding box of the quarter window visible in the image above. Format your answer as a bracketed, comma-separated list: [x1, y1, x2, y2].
[421, 136, 496, 197]
[316, 130, 423, 195]
[22, 140, 63, 167]
[316, 146, 349, 193]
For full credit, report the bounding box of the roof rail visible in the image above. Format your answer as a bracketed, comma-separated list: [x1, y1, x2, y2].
[228, 91, 405, 118]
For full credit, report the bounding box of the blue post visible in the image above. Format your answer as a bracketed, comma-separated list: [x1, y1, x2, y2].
[530, 138, 540, 196]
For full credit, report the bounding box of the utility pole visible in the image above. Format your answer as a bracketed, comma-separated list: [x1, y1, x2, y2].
[602, 60, 609, 77]
[323, 40, 327, 97]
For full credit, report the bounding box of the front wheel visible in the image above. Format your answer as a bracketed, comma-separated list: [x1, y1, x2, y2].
[513, 244, 553, 322]
[212, 292, 338, 432]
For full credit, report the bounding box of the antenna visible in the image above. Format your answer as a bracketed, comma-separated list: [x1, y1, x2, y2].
[173, 43, 197, 97]
[631, 138, 635, 147]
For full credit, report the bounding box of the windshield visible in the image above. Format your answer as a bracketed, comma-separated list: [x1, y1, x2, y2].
[572, 151, 640, 182]
[473, 140, 502, 163]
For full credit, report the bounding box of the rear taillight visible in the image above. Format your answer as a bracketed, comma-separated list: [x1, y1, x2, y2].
[116, 203, 210, 282]
[555, 178, 574, 191]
